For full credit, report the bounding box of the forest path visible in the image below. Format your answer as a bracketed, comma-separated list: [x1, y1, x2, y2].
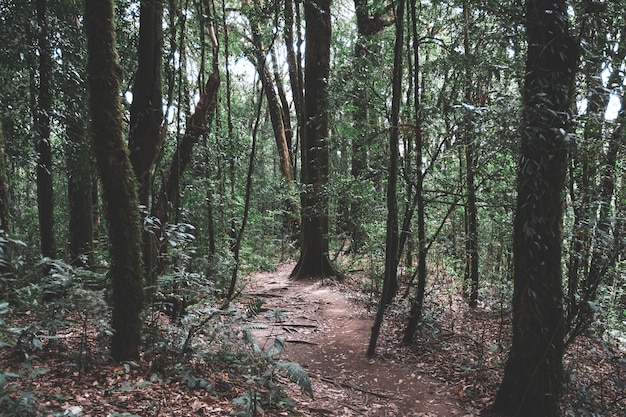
[247, 263, 474, 417]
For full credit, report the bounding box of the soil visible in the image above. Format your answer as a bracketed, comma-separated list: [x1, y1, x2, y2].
[247, 263, 476, 417]
[1, 261, 623, 416]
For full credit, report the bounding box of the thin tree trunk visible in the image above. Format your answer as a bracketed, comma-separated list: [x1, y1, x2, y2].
[226, 91, 262, 301]
[246, 2, 299, 237]
[152, 71, 220, 229]
[404, 0, 426, 344]
[84, 0, 144, 361]
[0, 123, 10, 234]
[462, 0, 478, 307]
[35, 0, 56, 259]
[284, 0, 302, 124]
[66, 118, 94, 268]
[367, 0, 403, 357]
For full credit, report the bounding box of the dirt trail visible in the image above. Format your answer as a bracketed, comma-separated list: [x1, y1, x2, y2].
[247, 263, 474, 417]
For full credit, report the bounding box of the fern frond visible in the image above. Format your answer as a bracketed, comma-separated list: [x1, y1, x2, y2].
[276, 361, 313, 398]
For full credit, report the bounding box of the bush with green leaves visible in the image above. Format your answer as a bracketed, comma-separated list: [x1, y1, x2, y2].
[144, 291, 312, 416]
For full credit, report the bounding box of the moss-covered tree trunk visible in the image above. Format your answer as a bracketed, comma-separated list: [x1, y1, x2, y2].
[491, 0, 577, 415]
[290, 0, 338, 280]
[84, 0, 144, 361]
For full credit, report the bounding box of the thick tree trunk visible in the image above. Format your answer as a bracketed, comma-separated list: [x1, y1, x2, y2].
[290, 0, 338, 280]
[84, 0, 144, 361]
[491, 1, 577, 415]
[35, 0, 56, 259]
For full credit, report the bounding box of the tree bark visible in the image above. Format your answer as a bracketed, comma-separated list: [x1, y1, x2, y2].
[152, 71, 220, 230]
[128, 0, 164, 293]
[491, 1, 577, 415]
[367, 0, 403, 356]
[403, 0, 426, 344]
[462, 0, 478, 308]
[66, 118, 94, 268]
[290, 0, 338, 280]
[84, 0, 144, 361]
[35, 0, 56, 259]
[0, 123, 10, 234]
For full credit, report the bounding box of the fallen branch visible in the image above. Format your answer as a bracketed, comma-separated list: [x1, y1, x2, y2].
[312, 374, 392, 399]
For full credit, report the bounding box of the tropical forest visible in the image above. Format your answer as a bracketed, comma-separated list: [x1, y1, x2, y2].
[0, 0, 624, 416]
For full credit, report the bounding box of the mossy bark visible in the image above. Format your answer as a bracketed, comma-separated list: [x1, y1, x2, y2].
[491, 1, 576, 415]
[84, 0, 144, 361]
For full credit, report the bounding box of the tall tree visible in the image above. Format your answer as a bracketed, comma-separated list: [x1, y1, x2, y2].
[128, 0, 164, 289]
[84, 0, 144, 361]
[348, 0, 393, 251]
[403, 0, 426, 344]
[461, 0, 479, 308]
[61, 4, 94, 268]
[34, 0, 55, 259]
[290, 0, 338, 280]
[367, 0, 404, 356]
[0, 123, 9, 234]
[491, 0, 577, 415]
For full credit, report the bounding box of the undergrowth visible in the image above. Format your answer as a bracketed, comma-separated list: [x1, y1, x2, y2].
[0, 225, 310, 417]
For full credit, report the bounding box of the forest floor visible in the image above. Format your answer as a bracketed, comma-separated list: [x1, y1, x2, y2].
[245, 262, 475, 417]
[1, 261, 625, 416]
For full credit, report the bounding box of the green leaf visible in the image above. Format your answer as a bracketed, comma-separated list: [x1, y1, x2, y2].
[275, 361, 313, 398]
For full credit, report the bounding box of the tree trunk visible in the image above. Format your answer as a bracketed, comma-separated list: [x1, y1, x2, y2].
[129, 0, 164, 204]
[84, 0, 144, 361]
[290, 0, 338, 280]
[462, 0, 478, 308]
[35, 0, 56, 259]
[491, 1, 577, 415]
[128, 0, 164, 294]
[246, 2, 299, 237]
[404, 0, 426, 344]
[565, 12, 624, 339]
[0, 123, 10, 234]
[367, 0, 403, 357]
[66, 118, 94, 268]
[284, 0, 303, 125]
[152, 71, 220, 232]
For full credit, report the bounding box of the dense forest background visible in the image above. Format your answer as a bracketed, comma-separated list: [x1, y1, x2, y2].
[0, 0, 624, 416]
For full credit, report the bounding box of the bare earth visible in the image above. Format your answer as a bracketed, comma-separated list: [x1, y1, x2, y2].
[248, 263, 477, 417]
